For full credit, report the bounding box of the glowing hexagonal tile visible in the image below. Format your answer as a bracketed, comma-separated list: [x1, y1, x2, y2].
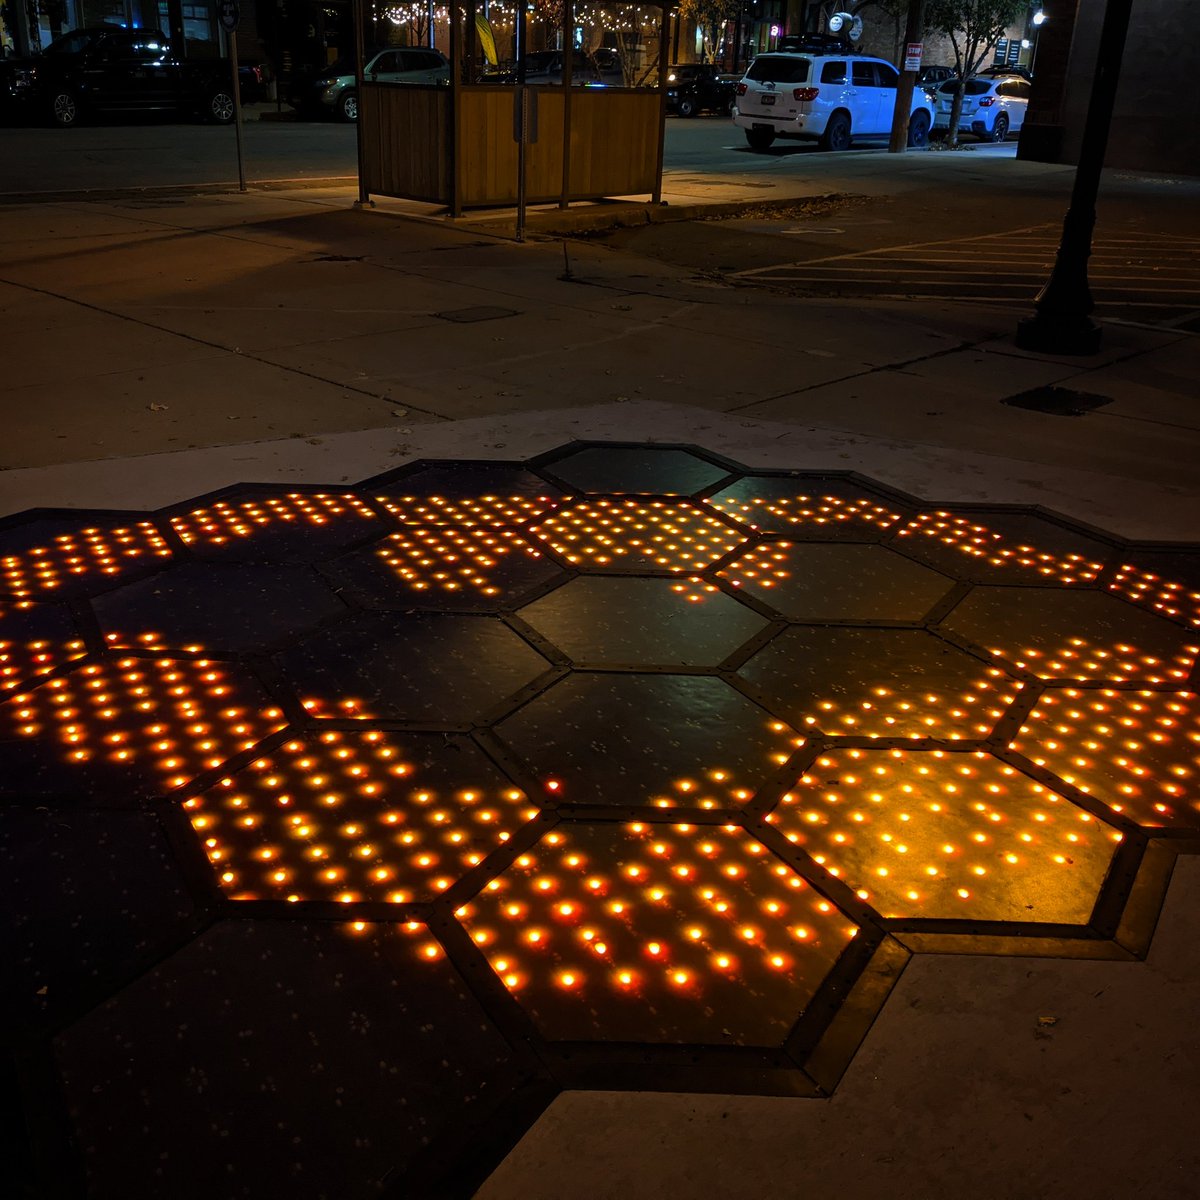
[768, 749, 1122, 924]
[495, 674, 801, 808]
[1107, 553, 1200, 631]
[0, 602, 87, 695]
[170, 491, 381, 562]
[940, 587, 1198, 684]
[0, 517, 172, 601]
[458, 821, 858, 1044]
[327, 526, 562, 611]
[186, 730, 538, 903]
[519, 577, 767, 667]
[1012, 688, 1200, 830]
[706, 477, 904, 539]
[374, 464, 562, 525]
[540, 446, 731, 496]
[531, 498, 745, 572]
[720, 543, 955, 622]
[738, 627, 1016, 740]
[892, 510, 1113, 585]
[0, 657, 286, 799]
[93, 563, 346, 654]
[278, 612, 553, 724]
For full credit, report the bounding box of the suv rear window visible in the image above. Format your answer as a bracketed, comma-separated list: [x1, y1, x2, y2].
[940, 79, 990, 95]
[746, 56, 811, 84]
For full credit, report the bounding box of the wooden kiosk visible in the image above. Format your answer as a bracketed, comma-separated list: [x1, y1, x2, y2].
[354, 3, 670, 215]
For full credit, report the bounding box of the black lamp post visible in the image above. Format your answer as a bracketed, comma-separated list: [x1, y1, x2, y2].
[1015, 0, 1135, 356]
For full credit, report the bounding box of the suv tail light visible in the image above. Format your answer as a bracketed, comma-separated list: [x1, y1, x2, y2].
[792, 87, 819, 101]
[736, 82, 747, 95]
[977, 96, 995, 106]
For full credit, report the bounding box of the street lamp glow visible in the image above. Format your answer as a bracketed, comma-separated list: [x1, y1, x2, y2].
[1032, 10, 1047, 25]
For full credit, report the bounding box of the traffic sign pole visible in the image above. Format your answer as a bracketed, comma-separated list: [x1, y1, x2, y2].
[219, 1, 247, 192]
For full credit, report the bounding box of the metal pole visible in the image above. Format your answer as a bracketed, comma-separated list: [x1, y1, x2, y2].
[559, 0, 572, 209]
[515, 5, 528, 241]
[651, 1, 669, 204]
[228, 27, 247, 192]
[353, 0, 370, 206]
[1016, 0, 1135, 355]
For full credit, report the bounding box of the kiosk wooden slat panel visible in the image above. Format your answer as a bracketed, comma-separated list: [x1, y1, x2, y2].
[567, 90, 661, 197]
[360, 84, 451, 204]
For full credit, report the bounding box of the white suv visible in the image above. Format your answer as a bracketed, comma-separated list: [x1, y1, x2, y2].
[733, 52, 934, 151]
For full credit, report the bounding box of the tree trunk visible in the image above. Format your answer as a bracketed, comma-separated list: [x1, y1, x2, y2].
[945, 81, 965, 147]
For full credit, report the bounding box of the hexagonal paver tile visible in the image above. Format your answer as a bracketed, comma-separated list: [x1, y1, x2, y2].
[457, 821, 858, 1043]
[519, 577, 767, 667]
[0, 657, 285, 800]
[277, 612, 552, 724]
[185, 730, 539, 903]
[1012, 688, 1200, 830]
[940, 587, 1199, 684]
[738, 627, 1016, 740]
[766, 748, 1122, 924]
[720, 543, 955, 622]
[1, 808, 195, 1023]
[1106, 551, 1200, 631]
[540, 446, 731, 496]
[890, 509, 1115, 585]
[326, 527, 562, 612]
[706, 477, 905, 540]
[0, 602, 87, 696]
[0, 516, 172, 601]
[495, 674, 801, 808]
[54, 920, 536, 1200]
[373, 463, 563, 525]
[531, 498, 746, 572]
[92, 562, 346, 654]
[170, 491, 382, 562]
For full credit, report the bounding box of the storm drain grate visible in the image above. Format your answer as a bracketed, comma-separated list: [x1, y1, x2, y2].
[1000, 385, 1115, 417]
[434, 306, 520, 323]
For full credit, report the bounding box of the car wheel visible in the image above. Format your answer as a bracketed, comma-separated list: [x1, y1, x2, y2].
[820, 111, 852, 151]
[726, 96, 737, 117]
[907, 110, 931, 148]
[337, 90, 358, 122]
[49, 90, 80, 128]
[989, 113, 1009, 142]
[678, 96, 696, 118]
[207, 89, 236, 123]
[745, 127, 775, 151]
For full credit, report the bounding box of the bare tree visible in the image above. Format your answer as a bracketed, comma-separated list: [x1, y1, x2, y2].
[679, 0, 740, 64]
[926, 0, 1025, 146]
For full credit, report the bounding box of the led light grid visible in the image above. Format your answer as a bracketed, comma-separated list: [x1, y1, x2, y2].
[184, 730, 539, 904]
[0, 603, 87, 694]
[705, 479, 903, 539]
[375, 463, 561, 525]
[531, 498, 746, 571]
[1, 520, 171, 600]
[459, 821, 858, 1044]
[2, 657, 285, 794]
[767, 748, 1122, 924]
[1013, 688, 1200, 830]
[1109, 560, 1200, 630]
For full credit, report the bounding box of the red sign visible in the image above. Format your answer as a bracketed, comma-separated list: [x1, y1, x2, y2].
[904, 42, 923, 71]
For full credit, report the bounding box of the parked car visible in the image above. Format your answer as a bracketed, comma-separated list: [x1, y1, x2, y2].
[733, 51, 935, 151]
[917, 64, 956, 86]
[931, 74, 1030, 141]
[666, 63, 738, 117]
[979, 63, 1033, 81]
[3, 27, 237, 127]
[501, 49, 625, 87]
[289, 47, 449, 122]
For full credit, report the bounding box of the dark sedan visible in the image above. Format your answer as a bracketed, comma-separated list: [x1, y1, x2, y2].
[665, 63, 738, 117]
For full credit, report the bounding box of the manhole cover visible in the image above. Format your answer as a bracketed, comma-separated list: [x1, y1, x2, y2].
[1000, 385, 1114, 417]
[434, 306, 520, 323]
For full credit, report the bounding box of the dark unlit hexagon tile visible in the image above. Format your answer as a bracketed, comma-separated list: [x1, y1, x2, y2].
[0, 808, 195, 1022]
[541, 447, 731, 496]
[495, 673, 800, 808]
[277, 611, 553, 724]
[93, 562, 346, 653]
[738, 627, 1015, 740]
[721, 543, 955, 623]
[54, 921, 529, 1200]
[519, 576, 767, 666]
[939, 587, 1199, 684]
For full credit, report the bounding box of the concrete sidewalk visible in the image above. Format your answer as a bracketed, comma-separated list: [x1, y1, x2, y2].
[2, 157, 1199, 1199]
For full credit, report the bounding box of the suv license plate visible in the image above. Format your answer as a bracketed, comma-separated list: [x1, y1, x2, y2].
[760, 94, 776, 105]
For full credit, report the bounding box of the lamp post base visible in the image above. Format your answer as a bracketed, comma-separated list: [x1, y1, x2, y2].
[1015, 310, 1102, 356]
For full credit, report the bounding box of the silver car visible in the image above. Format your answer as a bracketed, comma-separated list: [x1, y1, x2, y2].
[291, 48, 449, 123]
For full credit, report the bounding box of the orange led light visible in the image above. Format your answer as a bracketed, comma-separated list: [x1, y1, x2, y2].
[1, 522, 171, 599]
[374, 526, 545, 597]
[376, 492, 559, 525]
[171, 493, 376, 548]
[705, 490, 901, 534]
